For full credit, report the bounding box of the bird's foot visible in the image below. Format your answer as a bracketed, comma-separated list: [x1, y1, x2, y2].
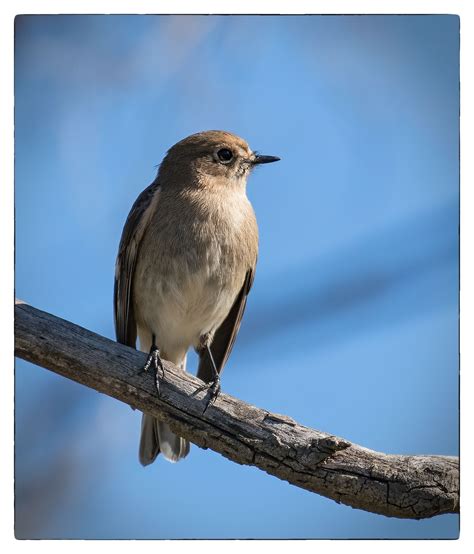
[194, 376, 221, 413]
[140, 343, 165, 395]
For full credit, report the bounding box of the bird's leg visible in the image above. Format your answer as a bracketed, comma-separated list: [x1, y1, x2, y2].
[140, 334, 165, 395]
[194, 345, 221, 413]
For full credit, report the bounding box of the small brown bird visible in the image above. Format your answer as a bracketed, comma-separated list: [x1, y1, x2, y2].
[114, 130, 279, 465]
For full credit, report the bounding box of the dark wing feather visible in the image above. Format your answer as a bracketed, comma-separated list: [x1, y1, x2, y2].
[197, 266, 256, 383]
[114, 180, 160, 347]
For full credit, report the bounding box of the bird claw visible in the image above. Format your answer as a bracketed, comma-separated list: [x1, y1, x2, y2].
[140, 344, 165, 395]
[194, 377, 221, 413]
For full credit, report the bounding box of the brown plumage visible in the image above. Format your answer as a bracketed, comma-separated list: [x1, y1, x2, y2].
[114, 130, 279, 465]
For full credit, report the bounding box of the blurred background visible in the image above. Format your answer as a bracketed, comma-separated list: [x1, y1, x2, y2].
[14, 15, 459, 539]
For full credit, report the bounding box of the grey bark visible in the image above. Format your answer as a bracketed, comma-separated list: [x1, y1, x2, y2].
[14, 300, 459, 519]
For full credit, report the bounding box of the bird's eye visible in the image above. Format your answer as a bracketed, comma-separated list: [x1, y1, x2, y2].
[217, 148, 233, 163]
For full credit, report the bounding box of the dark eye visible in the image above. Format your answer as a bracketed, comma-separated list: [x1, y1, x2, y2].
[217, 148, 233, 163]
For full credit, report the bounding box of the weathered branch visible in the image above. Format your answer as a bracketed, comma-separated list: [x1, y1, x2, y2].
[14, 299, 459, 519]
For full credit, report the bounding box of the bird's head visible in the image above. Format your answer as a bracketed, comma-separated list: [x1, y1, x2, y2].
[158, 130, 280, 190]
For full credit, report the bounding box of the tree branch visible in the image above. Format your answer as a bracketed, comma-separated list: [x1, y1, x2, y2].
[14, 300, 459, 519]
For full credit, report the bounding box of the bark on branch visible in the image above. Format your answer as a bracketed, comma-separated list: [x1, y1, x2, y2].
[14, 300, 459, 520]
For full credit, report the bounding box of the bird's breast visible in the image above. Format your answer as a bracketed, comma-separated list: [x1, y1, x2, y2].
[133, 188, 257, 348]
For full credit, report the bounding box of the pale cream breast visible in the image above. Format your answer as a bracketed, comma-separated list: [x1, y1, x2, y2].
[133, 185, 258, 356]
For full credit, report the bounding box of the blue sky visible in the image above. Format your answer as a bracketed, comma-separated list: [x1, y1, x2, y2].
[14, 15, 459, 539]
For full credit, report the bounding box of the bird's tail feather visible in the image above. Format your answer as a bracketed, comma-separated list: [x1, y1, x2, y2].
[157, 421, 190, 463]
[139, 414, 189, 465]
[139, 413, 160, 466]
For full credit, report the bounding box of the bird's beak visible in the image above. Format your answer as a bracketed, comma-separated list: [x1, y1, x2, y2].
[252, 154, 281, 165]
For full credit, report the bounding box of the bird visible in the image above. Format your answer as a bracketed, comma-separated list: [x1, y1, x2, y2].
[114, 130, 280, 465]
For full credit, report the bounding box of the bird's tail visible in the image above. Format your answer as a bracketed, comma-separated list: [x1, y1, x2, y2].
[138, 351, 190, 466]
[139, 414, 190, 465]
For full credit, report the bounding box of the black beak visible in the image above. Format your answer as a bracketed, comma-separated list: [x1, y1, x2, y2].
[253, 154, 281, 165]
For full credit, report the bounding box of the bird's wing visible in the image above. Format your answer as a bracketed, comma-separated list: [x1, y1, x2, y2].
[114, 180, 161, 347]
[197, 265, 256, 383]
